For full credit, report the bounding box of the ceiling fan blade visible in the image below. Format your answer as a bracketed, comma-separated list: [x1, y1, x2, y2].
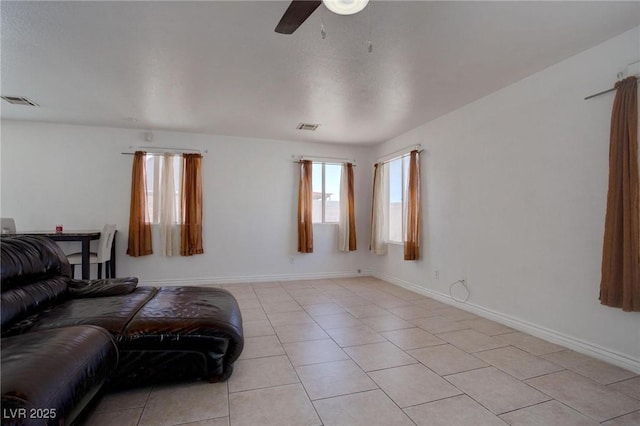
[275, 1, 322, 34]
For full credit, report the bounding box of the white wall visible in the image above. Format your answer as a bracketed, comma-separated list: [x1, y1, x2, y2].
[372, 27, 640, 371]
[0, 122, 373, 284]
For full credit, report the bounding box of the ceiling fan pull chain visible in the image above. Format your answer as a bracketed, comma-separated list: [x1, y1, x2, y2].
[320, 5, 327, 39]
[367, 2, 373, 53]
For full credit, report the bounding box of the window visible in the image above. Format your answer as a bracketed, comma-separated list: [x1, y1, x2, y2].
[128, 151, 203, 257]
[388, 156, 410, 243]
[145, 154, 183, 225]
[312, 162, 341, 223]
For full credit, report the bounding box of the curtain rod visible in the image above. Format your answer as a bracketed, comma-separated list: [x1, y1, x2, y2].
[376, 144, 422, 164]
[584, 76, 639, 100]
[292, 155, 356, 165]
[121, 147, 207, 155]
[585, 60, 639, 100]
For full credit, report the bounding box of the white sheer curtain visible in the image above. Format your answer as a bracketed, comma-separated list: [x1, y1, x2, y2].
[152, 153, 183, 256]
[370, 162, 389, 255]
[338, 163, 355, 252]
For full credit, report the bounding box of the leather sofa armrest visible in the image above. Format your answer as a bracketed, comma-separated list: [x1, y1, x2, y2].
[68, 277, 139, 298]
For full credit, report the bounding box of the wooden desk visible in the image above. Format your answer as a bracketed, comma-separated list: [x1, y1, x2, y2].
[7, 230, 116, 280]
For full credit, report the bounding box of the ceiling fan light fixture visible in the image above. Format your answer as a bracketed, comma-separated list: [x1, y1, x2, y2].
[322, 0, 369, 16]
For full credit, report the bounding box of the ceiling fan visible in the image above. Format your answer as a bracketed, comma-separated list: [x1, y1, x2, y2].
[275, 0, 369, 35]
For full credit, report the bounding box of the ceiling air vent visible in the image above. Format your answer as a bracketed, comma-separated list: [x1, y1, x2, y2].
[296, 122, 320, 131]
[1, 96, 39, 106]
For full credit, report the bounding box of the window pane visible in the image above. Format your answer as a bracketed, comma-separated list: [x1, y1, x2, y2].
[145, 155, 156, 223]
[144, 154, 184, 225]
[312, 163, 323, 223]
[389, 158, 403, 242]
[324, 164, 341, 223]
[172, 155, 183, 223]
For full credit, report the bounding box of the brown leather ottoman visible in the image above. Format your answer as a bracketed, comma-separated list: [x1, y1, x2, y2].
[112, 286, 244, 386]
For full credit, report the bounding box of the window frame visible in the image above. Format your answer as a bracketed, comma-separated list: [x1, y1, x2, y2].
[312, 161, 342, 225]
[144, 153, 183, 226]
[387, 154, 409, 244]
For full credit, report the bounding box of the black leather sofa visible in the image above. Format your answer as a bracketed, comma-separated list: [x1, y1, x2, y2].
[1, 235, 244, 425]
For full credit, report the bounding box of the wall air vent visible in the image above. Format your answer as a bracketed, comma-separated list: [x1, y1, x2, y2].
[296, 122, 320, 131]
[1, 96, 39, 106]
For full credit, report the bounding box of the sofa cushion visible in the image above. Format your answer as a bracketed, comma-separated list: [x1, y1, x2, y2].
[1, 236, 71, 328]
[1, 277, 69, 332]
[68, 277, 139, 298]
[121, 287, 243, 345]
[20, 287, 158, 335]
[1, 236, 71, 289]
[1, 325, 118, 426]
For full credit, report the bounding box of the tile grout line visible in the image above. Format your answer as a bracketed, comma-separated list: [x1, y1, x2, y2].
[135, 385, 154, 426]
[600, 408, 640, 423]
[606, 374, 640, 386]
[261, 284, 324, 426]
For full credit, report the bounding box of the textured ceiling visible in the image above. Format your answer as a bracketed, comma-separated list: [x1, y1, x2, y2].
[1, 1, 639, 145]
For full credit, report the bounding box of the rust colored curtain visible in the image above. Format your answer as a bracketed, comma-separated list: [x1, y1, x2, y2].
[600, 77, 639, 311]
[339, 163, 357, 251]
[346, 163, 357, 251]
[404, 150, 421, 260]
[127, 151, 153, 257]
[298, 160, 313, 253]
[181, 153, 204, 256]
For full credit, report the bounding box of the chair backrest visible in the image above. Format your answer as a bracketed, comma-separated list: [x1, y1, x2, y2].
[1, 218, 16, 234]
[96, 224, 117, 262]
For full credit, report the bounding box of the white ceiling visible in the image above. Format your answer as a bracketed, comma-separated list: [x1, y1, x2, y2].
[1, 1, 638, 145]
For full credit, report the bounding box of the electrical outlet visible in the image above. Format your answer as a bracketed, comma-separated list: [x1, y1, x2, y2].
[357, 269, 362, 273]
[289, 256, 294, 264]
[434, 270, 440, 280]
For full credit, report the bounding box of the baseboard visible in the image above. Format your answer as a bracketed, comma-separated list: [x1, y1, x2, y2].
[374, 272, 640, 374]
[141, 270, 374, 287]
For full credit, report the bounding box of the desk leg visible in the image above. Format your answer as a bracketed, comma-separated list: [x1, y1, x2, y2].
[81, 238, 90, 280]
[110, 233, 116, 278]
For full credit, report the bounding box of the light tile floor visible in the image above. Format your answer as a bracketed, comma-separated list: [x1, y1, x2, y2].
[83, 277, 640, 426]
